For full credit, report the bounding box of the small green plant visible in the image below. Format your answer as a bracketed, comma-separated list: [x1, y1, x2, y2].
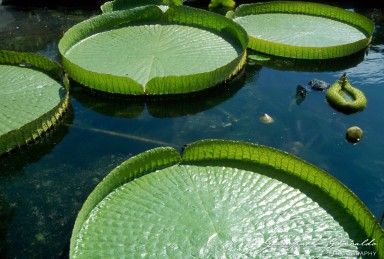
[209, 0, 236, 8]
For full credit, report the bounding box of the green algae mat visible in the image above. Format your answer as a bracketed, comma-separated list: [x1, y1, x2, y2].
[70, 139, 384, 258]
[0, 50, 69, 156]
[229, 1, 374, 59]
[59, 5, 248, 95]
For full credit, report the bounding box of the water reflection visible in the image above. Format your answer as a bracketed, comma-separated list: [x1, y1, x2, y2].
[70, 70, 250, 118]
[248, 49, 366, 72]
[343, 45, 384, 85]
[0, 109, 73, 176]
[0, 5, 99, 56]
[344, 9, 384, 85]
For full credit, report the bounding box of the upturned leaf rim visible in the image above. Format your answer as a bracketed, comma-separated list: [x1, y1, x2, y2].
[70, 139, 384, 258]
[0, 50, 69, 156]
[230, 1, 375, 59]
[59, 5, 248, 95]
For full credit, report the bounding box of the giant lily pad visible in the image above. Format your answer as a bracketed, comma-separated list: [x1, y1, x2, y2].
[70, 139, 383, 258]
[229, 2, 375, 59]
[59, 5, 248, 95]
[0, 50, 69, 156]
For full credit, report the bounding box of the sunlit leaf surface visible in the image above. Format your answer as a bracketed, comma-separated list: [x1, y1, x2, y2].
[70, 140, 383, 258]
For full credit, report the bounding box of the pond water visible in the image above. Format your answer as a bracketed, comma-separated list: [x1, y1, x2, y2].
[0, 2, 383, 258]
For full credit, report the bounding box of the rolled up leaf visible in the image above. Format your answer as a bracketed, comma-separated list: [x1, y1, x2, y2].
[326, 73, 367, 114]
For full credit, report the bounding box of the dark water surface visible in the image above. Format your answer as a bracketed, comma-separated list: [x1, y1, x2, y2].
[0, 2, 383, 258]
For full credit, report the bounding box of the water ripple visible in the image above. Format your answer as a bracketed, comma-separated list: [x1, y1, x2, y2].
[344, 45, 384, 85]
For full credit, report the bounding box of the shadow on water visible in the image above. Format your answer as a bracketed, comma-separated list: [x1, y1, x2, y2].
[0, 192, 15, 258]
[70, 69, 252, 118]
[0, 107, 73, 176]
[248, 49, 367, 72]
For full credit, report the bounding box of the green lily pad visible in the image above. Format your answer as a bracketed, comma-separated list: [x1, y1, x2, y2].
[70, 139, 383, 258]
[230, 2, 374, 59]
[0, 50, 69, 156]
[59, 5, 248, 95]
[101, 0, 183, 13]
